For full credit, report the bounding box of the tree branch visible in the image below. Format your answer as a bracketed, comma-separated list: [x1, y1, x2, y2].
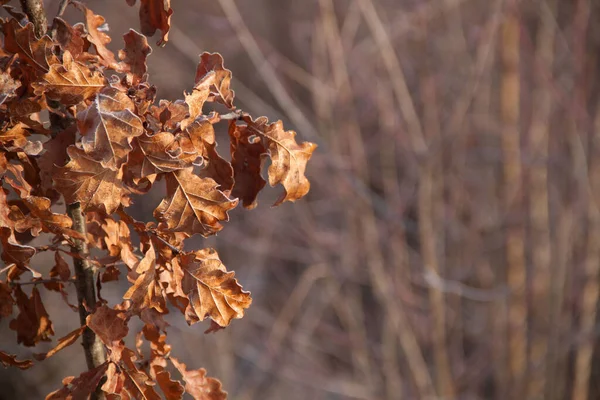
[67, 203, 107, 371]
[19, 1, 106, 398]
[19, 0, 48, 37]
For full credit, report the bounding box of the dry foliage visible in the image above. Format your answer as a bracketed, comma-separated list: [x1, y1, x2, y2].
[0, 1, 315, 398]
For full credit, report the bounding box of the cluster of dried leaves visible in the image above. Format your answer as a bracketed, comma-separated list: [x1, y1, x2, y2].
[0, 1, 315, 398]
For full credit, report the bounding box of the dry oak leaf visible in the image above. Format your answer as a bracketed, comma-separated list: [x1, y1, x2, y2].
[9, 286, 54, 346]
[0, 350, 33, 370]
[129, 0, 173, 46]
[102, 218, 139, 269]
[0, 227, 36, 269]
[78, 87, 144, 170]
[3, 162, 33, 198]
[195, 53, 235, 109]
[86, 304, 129, 349]
[33, 50, 106, 106]
[244, 117, 316, 206]
[53, 18, 87, 60]
[181, 73, 214, 129]
[153, 366, 185, 400]
[123, 243, 166, 313]
[46, 361, 110, 400]
[51, 251, 71, 281]
[228, 120, 268, 209]
[178, 119, 234, 192]
[171, 358, 226, 400]
[119, 29, 152, 85]
[102, 347, 161, 399]
[53, 146, 128, 214]
[0, 123, 30, 153]
[146, 99, 188, 133]
[72, 1, 120, 70]
[13, 196, 80, 238]
[1, 19, 58, 73]
[0, 70, 20, 105]
[174, 249, 251, 327]
[37, 126, 77, 199]
[154, 168, 238, 237]
[127, 131, 192, 184]
[34, 326, 86, 361]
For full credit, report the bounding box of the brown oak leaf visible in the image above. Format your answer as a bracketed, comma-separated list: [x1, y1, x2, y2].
[13, 196, 78, 238]
[228, 120, 268, 209]
[181, 73, 214, 129]
[0, 227, 36, 269]
[78, 87, 144, 170]
[0, 123, 28, 151]
[34, 326, 86, 361]
[33, 50, 106, 106]
[154, 168, 238, 237]
[131, 0, 173, 46]
[73, 1, 120, 70]
[102, 218, 139, 269]
[119, 29, 152, 85]
[195, 53, 235, 109]
[0, 70, 20, 105]
[171, 358, 226, 400]
[51, 251, 71, 281]
[123, 243, 166, 313]
[53, 18, 88, 60]
[9, 286, 54, 346]
[172, 249, 251, 327]
[0, 350, 33, 370]
[244, 116, 317, 206]
[46, 362, 110, 399]
[86, 304, 129, 349]
[1, 19, 58, 73]
[53, 146, 128, 214]
[127, 131, 192, 184]
[178, 119, 233, 192]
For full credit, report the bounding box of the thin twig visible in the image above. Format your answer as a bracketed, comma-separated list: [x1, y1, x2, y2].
[10, 278, 76, 286]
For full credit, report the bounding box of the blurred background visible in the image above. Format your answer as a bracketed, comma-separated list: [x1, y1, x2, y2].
[4, 0, 600, 399]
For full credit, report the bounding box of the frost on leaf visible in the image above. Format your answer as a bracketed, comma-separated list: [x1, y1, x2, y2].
[53, 146, 128, 214]
[195, 53, 235, 109]
[127, 130, 191, 184]
[171, 358, 226, 400]
[178, 119, 234, 192]
[154, 168, 238, 237]
[33, 50, 106, 106]
[242, 116, 317, 206]
[78, 87, 144, 170]
[171, 249, 251, 327]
